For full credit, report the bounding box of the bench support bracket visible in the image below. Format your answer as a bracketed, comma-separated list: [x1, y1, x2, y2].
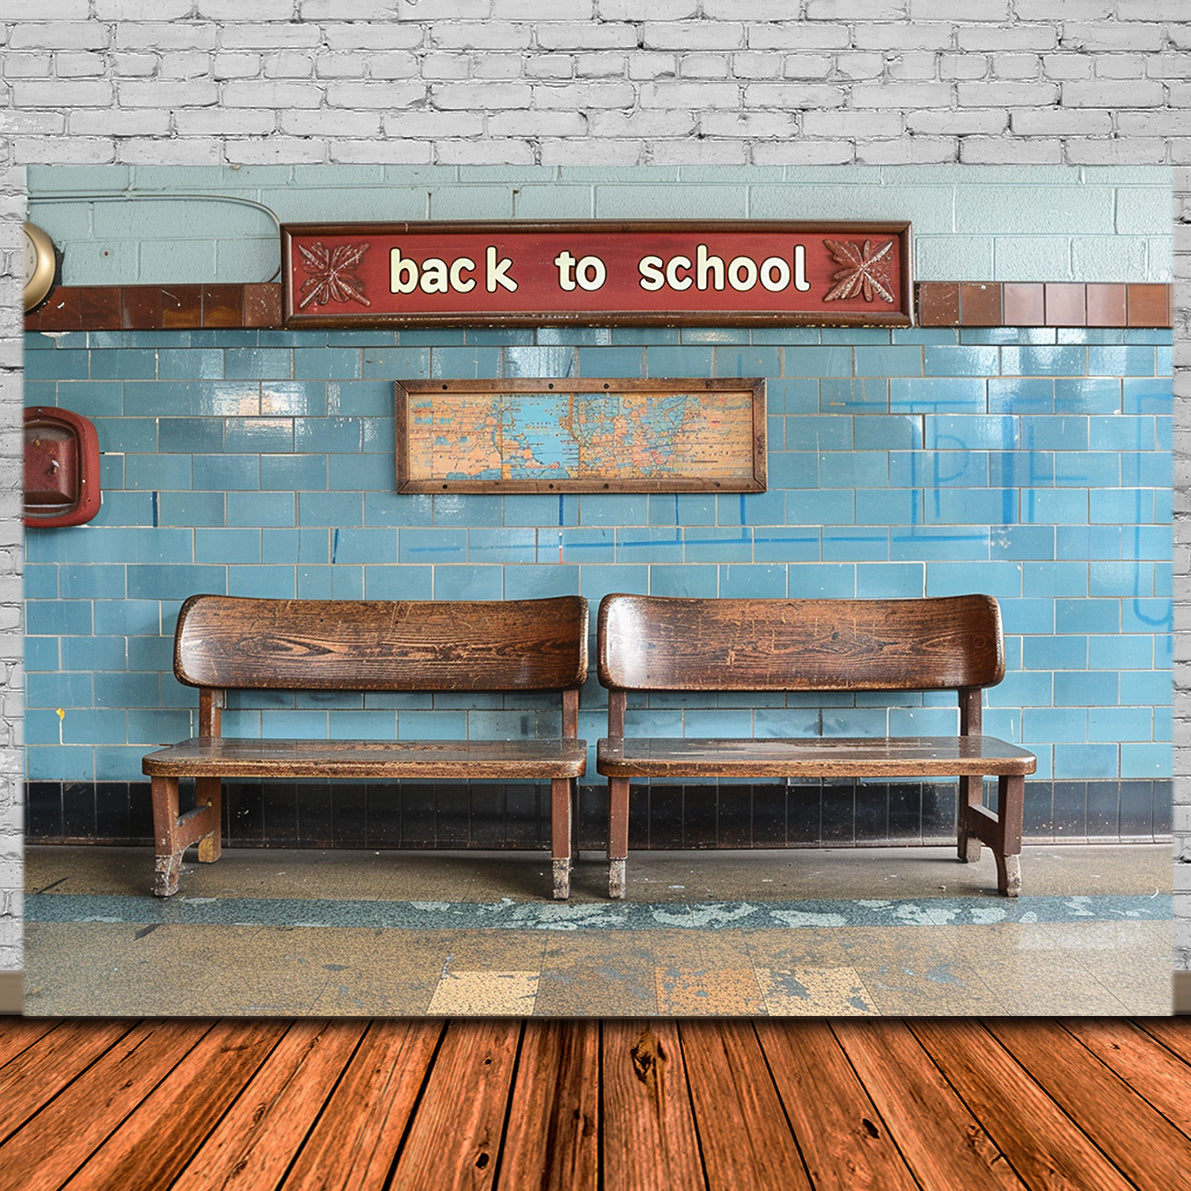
[959, 773, 1024, 897]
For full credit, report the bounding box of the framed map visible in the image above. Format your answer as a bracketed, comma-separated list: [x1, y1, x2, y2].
[395, 378, 767, 494]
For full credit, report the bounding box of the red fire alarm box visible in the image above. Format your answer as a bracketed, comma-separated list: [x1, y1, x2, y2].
[24, 407, 102, 528]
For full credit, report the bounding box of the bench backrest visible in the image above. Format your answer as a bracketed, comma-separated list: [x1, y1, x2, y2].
[598, 594, 1004, 694]
[174, 594, 589, 693]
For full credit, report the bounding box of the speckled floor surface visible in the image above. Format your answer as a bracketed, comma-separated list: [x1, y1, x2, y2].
[22, 842, 1173, 1017]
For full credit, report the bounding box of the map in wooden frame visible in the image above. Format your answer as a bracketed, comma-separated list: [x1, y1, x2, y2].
[395, 378, 767, 494]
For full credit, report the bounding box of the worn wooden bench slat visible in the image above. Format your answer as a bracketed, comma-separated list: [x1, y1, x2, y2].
[596, 593, 1035, 900]
[146, 737, 588, 780]
[144, 594, 588, 900]
[596, 735, 1037, 779]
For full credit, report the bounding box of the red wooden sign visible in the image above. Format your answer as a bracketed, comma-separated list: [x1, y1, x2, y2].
[281, 220, 912, 327]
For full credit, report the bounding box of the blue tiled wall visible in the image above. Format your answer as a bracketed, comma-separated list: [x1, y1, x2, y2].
[23, 321, 1173, 845]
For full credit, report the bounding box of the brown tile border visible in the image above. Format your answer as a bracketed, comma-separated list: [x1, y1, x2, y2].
[25, 281, 1175, 332]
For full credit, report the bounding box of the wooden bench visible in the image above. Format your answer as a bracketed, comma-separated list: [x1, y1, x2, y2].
[143, 594, 589, 899]
[596, 593, 1036, 899]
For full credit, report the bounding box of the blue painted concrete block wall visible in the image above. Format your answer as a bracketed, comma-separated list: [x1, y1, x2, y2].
[23, 319, 1173, 846]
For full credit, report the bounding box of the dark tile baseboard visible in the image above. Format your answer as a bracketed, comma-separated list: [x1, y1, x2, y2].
[25, 779, 1173, 851]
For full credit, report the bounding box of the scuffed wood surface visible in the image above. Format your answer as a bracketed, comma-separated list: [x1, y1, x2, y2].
[2, 1016, 1189, 1189]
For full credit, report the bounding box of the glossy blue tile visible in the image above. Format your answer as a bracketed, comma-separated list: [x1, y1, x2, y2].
[225, 347, 293, 378]
[432, 566, 503, 600]
[890, 450, 989, 489]
[647, 565, 719, 597]
[890, 528, 989, 561]
[399, 528, 467, 563]
[784, 415, 851, 451]
[643, 345, 714, 375]
[1024, 708, 1089, 744]
[328, 453, 393, 490]
[889, 378, 986, 412]
[1024, 635, 1087, 670]
[125, 454, 191, 490]
[927, 560, 1021, 599]
[822, 529, 888, 561]
[293, 347, 363, 380]
[987, 376, 1055, 414]
[683, 528, 753, 563]
[716, 565, 788, 598]
[787, 489, 854, 526]
[855, 489, 919, 526]
[784, 346, 854, 378]
[156, 348, 224, 379]
[922, 345, 1000, 376]
[191, 455, 260, 491]
[766, 378, 819, 414]
[854, 564, 926, 598]
[195, 528, 260, 565]
[468, 528, 537, 563]
[260, 454, 328, 491]
[296, 565, 365, 599]
[1122, 376, 1173, 415]
[1053, 671, 1118, 707]
[1001, 345, 1087, 376]
[1120, 743, 1170, 779]
[363, 565, 432, 599]
[1090, 488, 1155, 525]
[995, 528, 1056, 561]
[227, 492, 296, 528]
[753, 529, 819, 563]
[787, 564, 857, 597]
[332, 527, 399, 564]
[224, 417, 295, 454]
[126, 565, 226, 600]
[1054, 378, 1120, 413]
[1053, 743, 1118, 780]
[853, 414, 920, 450]
[157, 491, 226, 527]
[502, 565, 581, 599]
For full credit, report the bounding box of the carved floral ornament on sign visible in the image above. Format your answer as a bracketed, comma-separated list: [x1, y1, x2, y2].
[282, 221, 913, 327]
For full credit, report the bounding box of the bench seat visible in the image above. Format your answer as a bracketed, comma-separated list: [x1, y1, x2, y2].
[597, 735, 1036, 779]
[146, 737, 588, 781]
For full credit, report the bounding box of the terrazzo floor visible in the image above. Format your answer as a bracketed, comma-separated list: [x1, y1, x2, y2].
[22, 842, 1173, 1017]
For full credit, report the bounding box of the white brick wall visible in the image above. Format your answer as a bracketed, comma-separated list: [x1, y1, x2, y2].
[1, 4, 1188, 988]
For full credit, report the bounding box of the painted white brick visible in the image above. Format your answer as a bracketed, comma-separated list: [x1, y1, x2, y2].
[430, 81, 534, 109]
[526, 54, 579, 79]
[115, 24, 220, 51]
[53, 53, 108, 79]
[680, 54, 733, 80]
[281, 110, 385, 137]
[653, 139, 748, 165]
[586, 110, 698, 138]
[111, 53, 161, 78]
[909, 0, 1008, 15]
[752, 140, 856, 165]
[221, 80, 325, 108]
[161, 53, 222, 80]
[743, 83, 847, 109]
[727, 54, 783, 80]
[850, 80, 954, 107]
[1, 111, 68, 136]
[1061, 23, 1166, 53]
[1116, 0, 1188, 16]
[939, 54, 992, 81]
[907, 109, 1009, 135]
[1066, 139, 1171, 165]
[887, 53, 943, 81]
[2, 54, 54, 79]
[747, 24, 850, 51]
[991, 55, 1043, 80]
[195, 0, 308, 18]
[534, 80, 637, 109]
[627, 54, 679, 81]
[699, 110, 799, 139]
[1015, 0, 1112, 15]
[1062, 80, 1167, 108]
[781, 56, 835, 81]
[434, 138, 538, 165]
[703, 0, 802, 16]
[173, 110, 279, 136]
[1011, 108, 1115, 136]
[851, 24, 954, 51]
[219, 24, 324, 49]
[857, 137, 958, 164]
[805, 0, 908, 17]
[93, 0, 194, 16]
[638, 80, 742, 107]
[956, 81, 1060, 108]
[1042, 55, 1096, 81]
[487, 110, 588, 137]
[421, 54, 472, 81]
[802, 110, 904, 138]
[960, 136, 1064, 164]
[642, 24, 747, 52]
[225, 139, 329, 165]
[956, 26, 1059, 52]
[598, 0, 697, 18]
[263, 51, 319, 79]
[70, 109, 173, 136]
[429, 23, 534, 50]
[537, 24, 638, 50]
[489, 0, 595, 17]
[118, 80, 221, 108]
[0, 0, 88, 13]
[323, 24, 425, 50]
[473, 57, 525, 80]
[213, 54, 266, 80]
[326, 81, 426, 108]
[835, 54, 888, 81]
[540, 139, 647, 165]
[11, 80, 113, 107]
[12, 136, 117, 164]
[332, 139, 434, 164]
[9, 24, 110, 51]
[1119, 110, 1191, 137]
[381, 111, 486, 138]
[298, 0, 406, 15]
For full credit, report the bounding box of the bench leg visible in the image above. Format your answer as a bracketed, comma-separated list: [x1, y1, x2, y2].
[957, 774, 982, 862]
[608, 776, 630, 899]
[196, 777, 223, 864]
[551, 777, 573, 900]
[958, 773, 1024, 897]
[150, 774, 222, 898]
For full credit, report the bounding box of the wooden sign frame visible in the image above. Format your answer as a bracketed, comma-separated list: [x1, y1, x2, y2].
[284, 220, 913, 327]
[395, 377, 767, 494]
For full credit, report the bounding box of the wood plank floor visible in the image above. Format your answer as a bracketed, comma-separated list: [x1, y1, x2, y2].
[1, 1017, 1189, 1189]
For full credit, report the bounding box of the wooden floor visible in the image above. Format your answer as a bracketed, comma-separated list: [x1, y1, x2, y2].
[1, 1017, 1190, 1189]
